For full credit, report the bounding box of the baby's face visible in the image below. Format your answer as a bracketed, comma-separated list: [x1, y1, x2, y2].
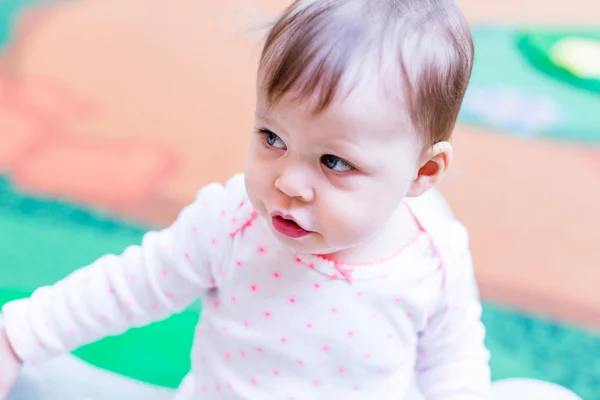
[245, 84, 423, 257]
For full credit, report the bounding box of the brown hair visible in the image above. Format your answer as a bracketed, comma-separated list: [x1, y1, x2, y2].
[259, 0, 474, 146]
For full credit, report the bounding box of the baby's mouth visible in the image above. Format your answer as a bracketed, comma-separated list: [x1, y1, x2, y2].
[271, 214, 311, 238]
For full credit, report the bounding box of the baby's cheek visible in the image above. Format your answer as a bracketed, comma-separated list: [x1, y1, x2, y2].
[244, 167, 266, 205]
[331, 208, 377, 245]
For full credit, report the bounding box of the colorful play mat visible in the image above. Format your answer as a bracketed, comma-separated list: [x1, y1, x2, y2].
[1, 176, 600, 398]
[0, 1, 599, 398]
[460, 26, 600, 142]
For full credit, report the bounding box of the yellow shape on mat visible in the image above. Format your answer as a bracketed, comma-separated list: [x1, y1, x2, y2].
[550, 37, 600, 80]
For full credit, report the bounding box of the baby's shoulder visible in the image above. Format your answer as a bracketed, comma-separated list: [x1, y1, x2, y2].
[406, 189, 473, 284]
[194, 173, 247, 205]
[191, 173, 256, 236]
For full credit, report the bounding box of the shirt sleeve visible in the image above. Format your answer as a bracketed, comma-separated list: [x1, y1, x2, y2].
[1, 175, 244, 365]
[414, 224, 493, 399]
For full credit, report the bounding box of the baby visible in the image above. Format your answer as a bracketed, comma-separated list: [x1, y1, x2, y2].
[0, 0, 581, 399]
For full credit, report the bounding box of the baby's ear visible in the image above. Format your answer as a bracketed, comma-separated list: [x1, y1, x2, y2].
[407, 141, 452, 198]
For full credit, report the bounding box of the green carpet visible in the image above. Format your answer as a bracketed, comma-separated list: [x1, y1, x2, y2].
[0, 176, 599, 398]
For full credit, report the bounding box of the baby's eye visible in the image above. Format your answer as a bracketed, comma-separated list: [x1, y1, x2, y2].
[259, 129, 286, 149]
[321, 154, 355, 172]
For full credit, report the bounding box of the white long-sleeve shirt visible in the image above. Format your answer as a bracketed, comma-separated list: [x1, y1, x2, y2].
[2, 174, 492, 399]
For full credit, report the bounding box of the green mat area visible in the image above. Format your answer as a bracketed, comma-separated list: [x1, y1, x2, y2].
[460, 26, 600, 142]
[0, 0, 42, 49]
[517, 30, 600, 95]
[1, 176, 599, 398]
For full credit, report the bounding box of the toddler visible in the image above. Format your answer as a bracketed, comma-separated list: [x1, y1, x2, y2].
[0, 0, 583, 399]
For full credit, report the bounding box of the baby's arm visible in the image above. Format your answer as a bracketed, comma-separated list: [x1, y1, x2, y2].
[0, 316, 21, 398]
[0, 180, 234, 366]
[414, 229, 493, 399]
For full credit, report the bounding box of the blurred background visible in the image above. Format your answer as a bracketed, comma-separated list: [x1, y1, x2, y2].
[0, 0, 599, 398]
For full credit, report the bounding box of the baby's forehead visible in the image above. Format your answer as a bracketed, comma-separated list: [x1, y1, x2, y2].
[324, 85, 410, 133]
[256, 41, 414, 129]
